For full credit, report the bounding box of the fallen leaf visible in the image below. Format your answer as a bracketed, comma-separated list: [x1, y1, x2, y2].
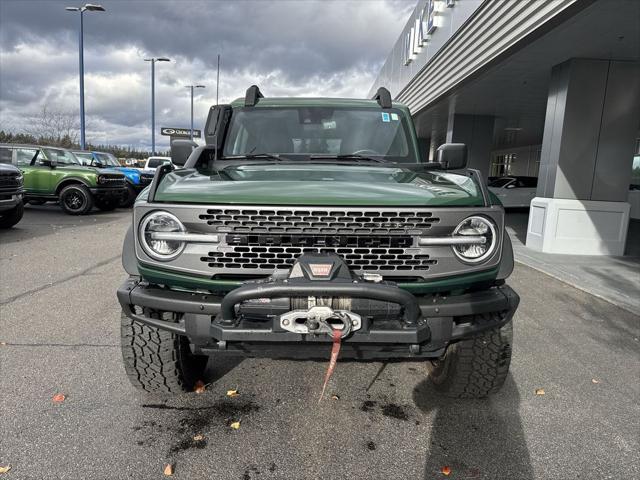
[440, 466, 451, 476]
[52, 393, 66, 403]
[226, 389, 239, 397]
[193, 380, 206, 394]
[230, 421, 241, 430]
[193, 434, 204, 441]
[331, 394, 340, 400]
[0, 341, 6, 346]
[163, 463, 174, 476]
[535, 388, 545, 396]
[0, 465, 12, 474]
[591, 378, 600, 384]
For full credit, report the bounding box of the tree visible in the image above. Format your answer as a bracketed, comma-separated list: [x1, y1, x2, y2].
[23, 104, 80, 147]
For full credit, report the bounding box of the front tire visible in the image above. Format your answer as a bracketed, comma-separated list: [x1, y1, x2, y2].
[119, 184, 137, 208]
[427, 314, 512, 399]
[120, 310, 208, 394]
[0, 200, 24, 228]
[59, 184, 93, 215]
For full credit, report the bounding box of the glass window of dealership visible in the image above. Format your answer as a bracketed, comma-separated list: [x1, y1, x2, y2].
[371, 0, 640, 256]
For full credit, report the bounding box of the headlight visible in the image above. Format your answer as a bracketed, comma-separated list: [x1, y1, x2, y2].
[452, 216, 497, 263]
[139, 211, 185, 261]
[97, 175, 106, 184]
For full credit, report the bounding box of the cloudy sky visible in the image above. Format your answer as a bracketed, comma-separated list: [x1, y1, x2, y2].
[0, 0, 414, 151]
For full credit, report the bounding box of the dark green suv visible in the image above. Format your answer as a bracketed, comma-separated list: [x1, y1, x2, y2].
[117, 87, 519, 399]
[0, 144, 126, 215]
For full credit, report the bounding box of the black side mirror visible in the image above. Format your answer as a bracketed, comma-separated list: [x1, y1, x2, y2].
[40, 158, 57, 169]
[171, 139, 198, 166]
[436, 143, 467, 170]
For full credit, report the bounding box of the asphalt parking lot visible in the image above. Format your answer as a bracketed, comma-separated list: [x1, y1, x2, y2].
[1, 205, 639, 480]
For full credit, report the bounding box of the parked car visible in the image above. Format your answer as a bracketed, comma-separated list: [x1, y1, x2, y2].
[117, 86, 519, 399]
[488, 176, 538, 207]
[0, 162, 25, 228]
[73, 151, 155, 207]
[143, 156, 172, 172]
[0, 144, 127, 215]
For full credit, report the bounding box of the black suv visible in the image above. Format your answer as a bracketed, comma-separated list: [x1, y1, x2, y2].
[0, 162, 25, 228]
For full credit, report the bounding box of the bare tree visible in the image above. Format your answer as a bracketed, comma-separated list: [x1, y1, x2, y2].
[23, 104, 80, 147]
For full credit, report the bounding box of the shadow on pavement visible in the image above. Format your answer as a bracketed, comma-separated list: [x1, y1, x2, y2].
[413, 375, 534, 480]
[203, 355, 244, 385]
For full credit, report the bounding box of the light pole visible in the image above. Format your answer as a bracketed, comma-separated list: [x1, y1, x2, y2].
[65, 3, 105, 150]
[143, 57, 170, 155]
[185, 85, 205, 139]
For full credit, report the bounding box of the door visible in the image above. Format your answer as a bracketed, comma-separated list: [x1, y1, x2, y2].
[14, 147, 41, 194]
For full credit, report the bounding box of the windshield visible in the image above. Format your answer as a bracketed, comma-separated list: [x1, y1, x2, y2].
[74, 152, 94, 166]
[95, 153, 120, 167]
[147, 158, 170, 168]
[222, 106, 418, 162]
[488, 178, 514, 188]
[43, 148, 80, 165]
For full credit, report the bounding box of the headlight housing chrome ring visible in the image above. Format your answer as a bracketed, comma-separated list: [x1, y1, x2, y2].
[452, 215, 497, 264]
[139, 210, 186, 261]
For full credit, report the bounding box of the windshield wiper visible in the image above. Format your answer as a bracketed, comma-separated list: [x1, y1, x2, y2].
[224, 153, 284, 161]
[309, 154, 387, 163]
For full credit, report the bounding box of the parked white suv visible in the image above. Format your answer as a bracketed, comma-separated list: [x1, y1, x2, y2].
[143, 156, 172, 172]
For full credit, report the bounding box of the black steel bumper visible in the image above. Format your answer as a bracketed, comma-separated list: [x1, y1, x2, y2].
[0, 189, 23, 212]
[90, 186, 126, 199]
[117, 276, 519, 359]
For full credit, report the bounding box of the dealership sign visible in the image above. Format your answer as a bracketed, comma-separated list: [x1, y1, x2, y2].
[160, 127, 201, 138]
[403, 0, 445, 66]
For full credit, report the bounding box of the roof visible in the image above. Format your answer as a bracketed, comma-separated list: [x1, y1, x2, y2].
[0, 143, 70, 151]
[229, 97, 409, 109]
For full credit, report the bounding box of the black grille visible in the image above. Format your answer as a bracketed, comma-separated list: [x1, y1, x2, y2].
[199, 208, 439, 235]
[0, 176, 21, 188]
[201, 246, 437, 272]
[99, 174, 125, 187]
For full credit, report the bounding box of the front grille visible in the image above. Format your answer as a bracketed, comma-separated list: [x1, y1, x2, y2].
[196, 207, 443, 276]
[199, 208, 439, 235]
[0, 176, 21, 188]
[100, 175, 125, 187]
[201, 246, 436, 272]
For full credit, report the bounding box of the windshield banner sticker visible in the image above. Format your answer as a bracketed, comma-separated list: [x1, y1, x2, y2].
[381, 112, 390, 122]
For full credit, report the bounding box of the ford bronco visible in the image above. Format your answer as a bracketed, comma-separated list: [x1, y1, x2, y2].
[73, 150, 155, 207]
[0, 144, 126, 215]
[117, 87, 519, 399]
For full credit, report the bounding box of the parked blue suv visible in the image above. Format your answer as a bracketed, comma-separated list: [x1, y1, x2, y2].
[73, 151, 154, 207]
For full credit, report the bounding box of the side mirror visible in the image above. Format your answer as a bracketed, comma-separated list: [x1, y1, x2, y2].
[171, 139, 198, 166]
[436, 143, 467, 170]
[40, 158, 57, 168]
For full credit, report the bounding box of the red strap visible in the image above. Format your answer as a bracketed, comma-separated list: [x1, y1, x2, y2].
[318, 329, 342, 403]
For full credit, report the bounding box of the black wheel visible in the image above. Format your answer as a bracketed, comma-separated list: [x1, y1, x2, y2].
[0, 200, 24, 228]
[95, 198, 119, 211]
[427, 315, 512, 399]
[59, 184, 93, 215]
[120, 310, 208, 394]
[120, 184, 137, 208]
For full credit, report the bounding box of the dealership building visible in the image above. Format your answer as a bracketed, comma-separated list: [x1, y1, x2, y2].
[370, 0, 640, 256]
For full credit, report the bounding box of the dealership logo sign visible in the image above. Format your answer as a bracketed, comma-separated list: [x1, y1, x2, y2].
[403, 0, 444, 66]
[160, 127, 201, 138]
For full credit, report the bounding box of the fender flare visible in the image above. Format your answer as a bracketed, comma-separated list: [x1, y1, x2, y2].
[55, 177, 92, 195]
[122, 225, 140, 275]
[497, 231, 514, 280]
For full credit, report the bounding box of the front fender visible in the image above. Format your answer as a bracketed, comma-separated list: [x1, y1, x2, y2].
[122, 225, 140, 275]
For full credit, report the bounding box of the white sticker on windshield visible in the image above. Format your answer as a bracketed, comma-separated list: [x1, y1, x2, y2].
[391, 113, 399, 121]
[381, 112, 390, 122]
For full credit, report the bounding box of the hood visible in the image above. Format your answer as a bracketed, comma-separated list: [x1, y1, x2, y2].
[152, 164, 484, 207]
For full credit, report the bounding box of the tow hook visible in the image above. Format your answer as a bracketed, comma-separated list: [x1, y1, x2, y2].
[279, 306, 361, 337]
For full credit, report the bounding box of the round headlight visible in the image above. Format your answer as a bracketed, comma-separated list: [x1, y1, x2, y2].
[452, 216, 497, 263]
[139, 211, 185, 261]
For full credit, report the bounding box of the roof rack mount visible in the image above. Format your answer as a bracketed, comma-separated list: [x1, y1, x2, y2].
[245, 85, 264, 107]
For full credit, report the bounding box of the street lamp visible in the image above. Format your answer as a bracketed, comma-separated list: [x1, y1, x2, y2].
[65, 3, 105, 150]
[185, 85, 205, 140]
[143, 57, 171, 155]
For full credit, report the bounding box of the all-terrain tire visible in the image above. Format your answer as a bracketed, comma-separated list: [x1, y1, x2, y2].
[120, 310, 208, 393]
[59, 184, 94, 215]
[427, 314, 512, 399]
[0, 200, 24, 228]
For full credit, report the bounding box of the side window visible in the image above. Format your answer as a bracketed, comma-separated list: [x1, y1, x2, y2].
[16, 148, 38, 166]
[0, 147, 12, 164]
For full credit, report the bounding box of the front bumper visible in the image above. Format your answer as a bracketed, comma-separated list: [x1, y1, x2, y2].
[0, 192, 23, 212]
[117, 276, 519, 359]
[90, 186, 126, 199]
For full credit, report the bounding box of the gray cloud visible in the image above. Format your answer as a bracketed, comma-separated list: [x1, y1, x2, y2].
[0, 0, 414, 150]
